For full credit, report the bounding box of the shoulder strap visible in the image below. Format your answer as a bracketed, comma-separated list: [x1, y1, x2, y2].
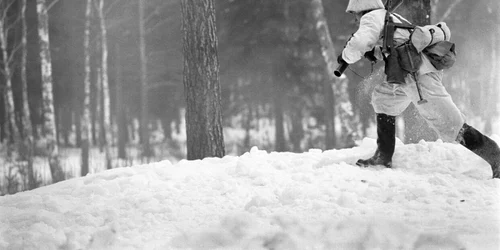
[382, 10, 414, 53]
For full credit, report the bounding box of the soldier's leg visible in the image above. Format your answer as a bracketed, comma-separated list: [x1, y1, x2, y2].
[402, 71, 464, 142]
[405, 72, 499, 178]
[357, 81, 411, 168]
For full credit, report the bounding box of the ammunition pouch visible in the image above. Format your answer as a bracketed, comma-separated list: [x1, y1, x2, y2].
[396, 42, 421, 73]
[382, 11, 418, 84]
[384, 42, 422, 84]
[384, 47, 407, 84]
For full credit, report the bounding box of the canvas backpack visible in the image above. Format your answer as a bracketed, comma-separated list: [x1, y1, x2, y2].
[410, 22, 456, 70]
[384, 12, 457, 73]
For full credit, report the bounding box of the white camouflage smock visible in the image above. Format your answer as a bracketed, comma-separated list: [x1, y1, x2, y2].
[341, 9, 465, 142]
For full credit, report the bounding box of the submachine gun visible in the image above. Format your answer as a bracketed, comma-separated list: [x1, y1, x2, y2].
[334, 0, 404, 77]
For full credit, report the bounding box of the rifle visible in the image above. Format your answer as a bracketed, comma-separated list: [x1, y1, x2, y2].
[382, 0, 407, 54]
[335, 0, 405, 77]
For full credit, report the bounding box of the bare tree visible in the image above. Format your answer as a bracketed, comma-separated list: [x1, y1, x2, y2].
[311, 0, 356, 148]
[0, 0, 36, 188]
[115, 43, 127, 160]
[20, 0, 36, 189]
[81, 0, 92, 177]
[37, 0, 64, 183]
[0, 1, 21, 155]
[98, 0, 113, 169]
[181, 0, 225, 160]
[485, 9, 500, 134]
[138, 0, 152, 159]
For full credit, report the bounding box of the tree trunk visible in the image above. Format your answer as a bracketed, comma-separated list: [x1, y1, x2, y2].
[74, 107, 82, 146]
[324, 81, 336, 149]
[161, 115, 172, 141]
[138, 0, 152, 159]
[273, 82, 286, 152]
[0, 95, 5, 143]
[311, 0, 355, 148]
[115, 43, 127, 159]
[20, 0, 36, 189]
[37, 0, 64, 183]
[96, 67, 103, 152]
[408, 0, 431, 24]
[60, 106, 70, 146]
[486, 17, 499, 135]
[0, 5, 21, 154]
[98, 0, 112, 167]
[81, 0, 92, 177]
[243, 103, 252, 152]
[181, 0, 225, 160]
[289, 104, 304, 153]
[401, 0, 438, 143]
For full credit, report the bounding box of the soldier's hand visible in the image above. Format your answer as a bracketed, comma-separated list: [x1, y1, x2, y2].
[337, 54, 346, 64]
[364, 48, 378, 63]
[364, 46, 383, 63]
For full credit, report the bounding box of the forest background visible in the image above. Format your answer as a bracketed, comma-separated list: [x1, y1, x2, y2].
[0, 0, 498, 195]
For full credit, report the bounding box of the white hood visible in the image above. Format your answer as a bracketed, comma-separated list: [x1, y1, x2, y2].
[346, 0, 385, 14]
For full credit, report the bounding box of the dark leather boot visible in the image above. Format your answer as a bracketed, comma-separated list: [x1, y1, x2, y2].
[356, 114, 396, 168]
[457, 123, 500, 179]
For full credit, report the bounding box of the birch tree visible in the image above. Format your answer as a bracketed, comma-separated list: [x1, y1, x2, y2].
[311, 0, 356, 148]
[37, 0, 64, 183]
[0, 0, 36, 188]
[485, 5, 500, 134]
[81, 0, 92, 177]
[20, 0, 36, 189]
[97, 0, 113, 169]
[115, 43, 127, 160]
[138, 0, 152, 159]
[0, 1, 20, 155]
[181, 0, 225, 160]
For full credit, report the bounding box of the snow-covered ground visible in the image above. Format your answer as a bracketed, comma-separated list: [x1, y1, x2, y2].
[0, 137, 499, 250]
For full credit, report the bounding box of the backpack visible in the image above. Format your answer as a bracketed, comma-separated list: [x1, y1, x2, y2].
[422, 41, 456, 70]
[383, 12, 456, 73]
[411, 22, 456, 70]
[383, 13, 421, 79]
[411, 22, 451, 52]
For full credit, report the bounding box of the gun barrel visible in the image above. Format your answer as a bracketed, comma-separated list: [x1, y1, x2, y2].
[334, 61, 348, 77]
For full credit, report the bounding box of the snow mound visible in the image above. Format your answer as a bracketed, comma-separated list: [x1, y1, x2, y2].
[172, 214, 466, 250]
[0, 139, 499, 250]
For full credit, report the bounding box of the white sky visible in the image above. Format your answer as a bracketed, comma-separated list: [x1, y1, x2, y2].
[1, 137, 499, 250]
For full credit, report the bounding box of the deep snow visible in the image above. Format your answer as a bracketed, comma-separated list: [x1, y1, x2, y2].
[0, 137, 499, 250]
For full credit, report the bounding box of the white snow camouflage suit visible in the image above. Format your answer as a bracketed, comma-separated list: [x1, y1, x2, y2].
[341, 7, 465, 142]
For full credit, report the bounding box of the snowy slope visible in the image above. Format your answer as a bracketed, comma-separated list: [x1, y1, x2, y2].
[0, 138, 499, 250]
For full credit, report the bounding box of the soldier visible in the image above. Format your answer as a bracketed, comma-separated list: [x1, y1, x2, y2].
[338, 0, 500, 178]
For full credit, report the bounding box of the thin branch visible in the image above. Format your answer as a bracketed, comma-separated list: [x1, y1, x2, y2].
[8, 58, 19, 71]
[47, 0, 62, 11]
[0, 65, 6, 76]
[2, 0, 17, 19]
[7, 43, 22, 63]
[92, 0, 100, 13]
[438, 0, 462, 23]
[5, 14, 22, 33]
